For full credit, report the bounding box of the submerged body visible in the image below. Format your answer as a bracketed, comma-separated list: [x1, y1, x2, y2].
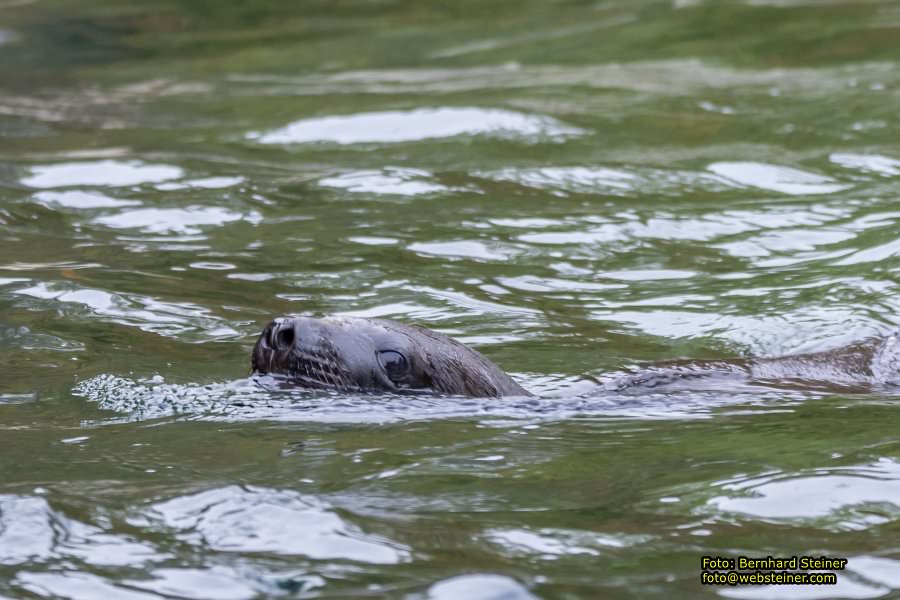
[251, 316, 900, 397]
[606, 337, 899, 394]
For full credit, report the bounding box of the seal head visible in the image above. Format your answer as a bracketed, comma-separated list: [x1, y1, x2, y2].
[251, 316, 531, 398]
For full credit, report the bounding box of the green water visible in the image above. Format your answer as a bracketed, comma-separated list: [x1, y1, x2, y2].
[1, 0, 900, 598]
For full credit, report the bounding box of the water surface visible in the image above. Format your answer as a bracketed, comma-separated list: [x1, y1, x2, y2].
[1, 0, 899, 598]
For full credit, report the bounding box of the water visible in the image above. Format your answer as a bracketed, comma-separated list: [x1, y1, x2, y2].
[1, 0, 899, 597]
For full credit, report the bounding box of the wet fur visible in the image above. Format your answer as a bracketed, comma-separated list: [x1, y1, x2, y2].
[252, 317, 530, 397]
[253, 316, 900, 397]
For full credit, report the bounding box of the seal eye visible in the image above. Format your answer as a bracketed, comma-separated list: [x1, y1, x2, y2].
[377, 350, 409, 380]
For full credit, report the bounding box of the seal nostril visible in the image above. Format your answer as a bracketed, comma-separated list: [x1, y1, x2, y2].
[275, 326, 295, 349]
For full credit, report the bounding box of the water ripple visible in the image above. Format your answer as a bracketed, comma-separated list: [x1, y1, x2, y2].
[408, 240, 516, 262]
[831, 152, 900, 177]
[248, 107, 584, 145]
[16, 572, 161, 600]
[708, 162, 851, 195]
[32, 190, 140, 209]
[21, 161, 183, 188]
[427, 574, 538, 600]
[227, 60, 897, 96]
[125, 567, 263, 600]
[484, 527, 651, 558]
[0, 495, 165, 567]
[320, 167, 455, 196]
[136, 486, 410, 563]
[480, 165, 729, 196]
[0, 325, 83, 352]
[707, 458, 900, 530]
[14, 282, 240, 340]
[93, 206, 259, 235]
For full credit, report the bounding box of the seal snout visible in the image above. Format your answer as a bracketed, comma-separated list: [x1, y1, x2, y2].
[268, 319, 297, 350]
[251, 318, 304, 377]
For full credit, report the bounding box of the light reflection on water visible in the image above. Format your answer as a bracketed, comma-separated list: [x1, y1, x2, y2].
[707, 458, 900, 528]
[248, 107, 584, 145]
[139, 486, 411, 563]
[22, 161, 184, 188]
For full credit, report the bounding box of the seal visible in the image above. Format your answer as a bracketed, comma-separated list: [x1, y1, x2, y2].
[605, 337, 899, 394]
[252, 315, 900, 397]
[251, 316, 531, 397]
